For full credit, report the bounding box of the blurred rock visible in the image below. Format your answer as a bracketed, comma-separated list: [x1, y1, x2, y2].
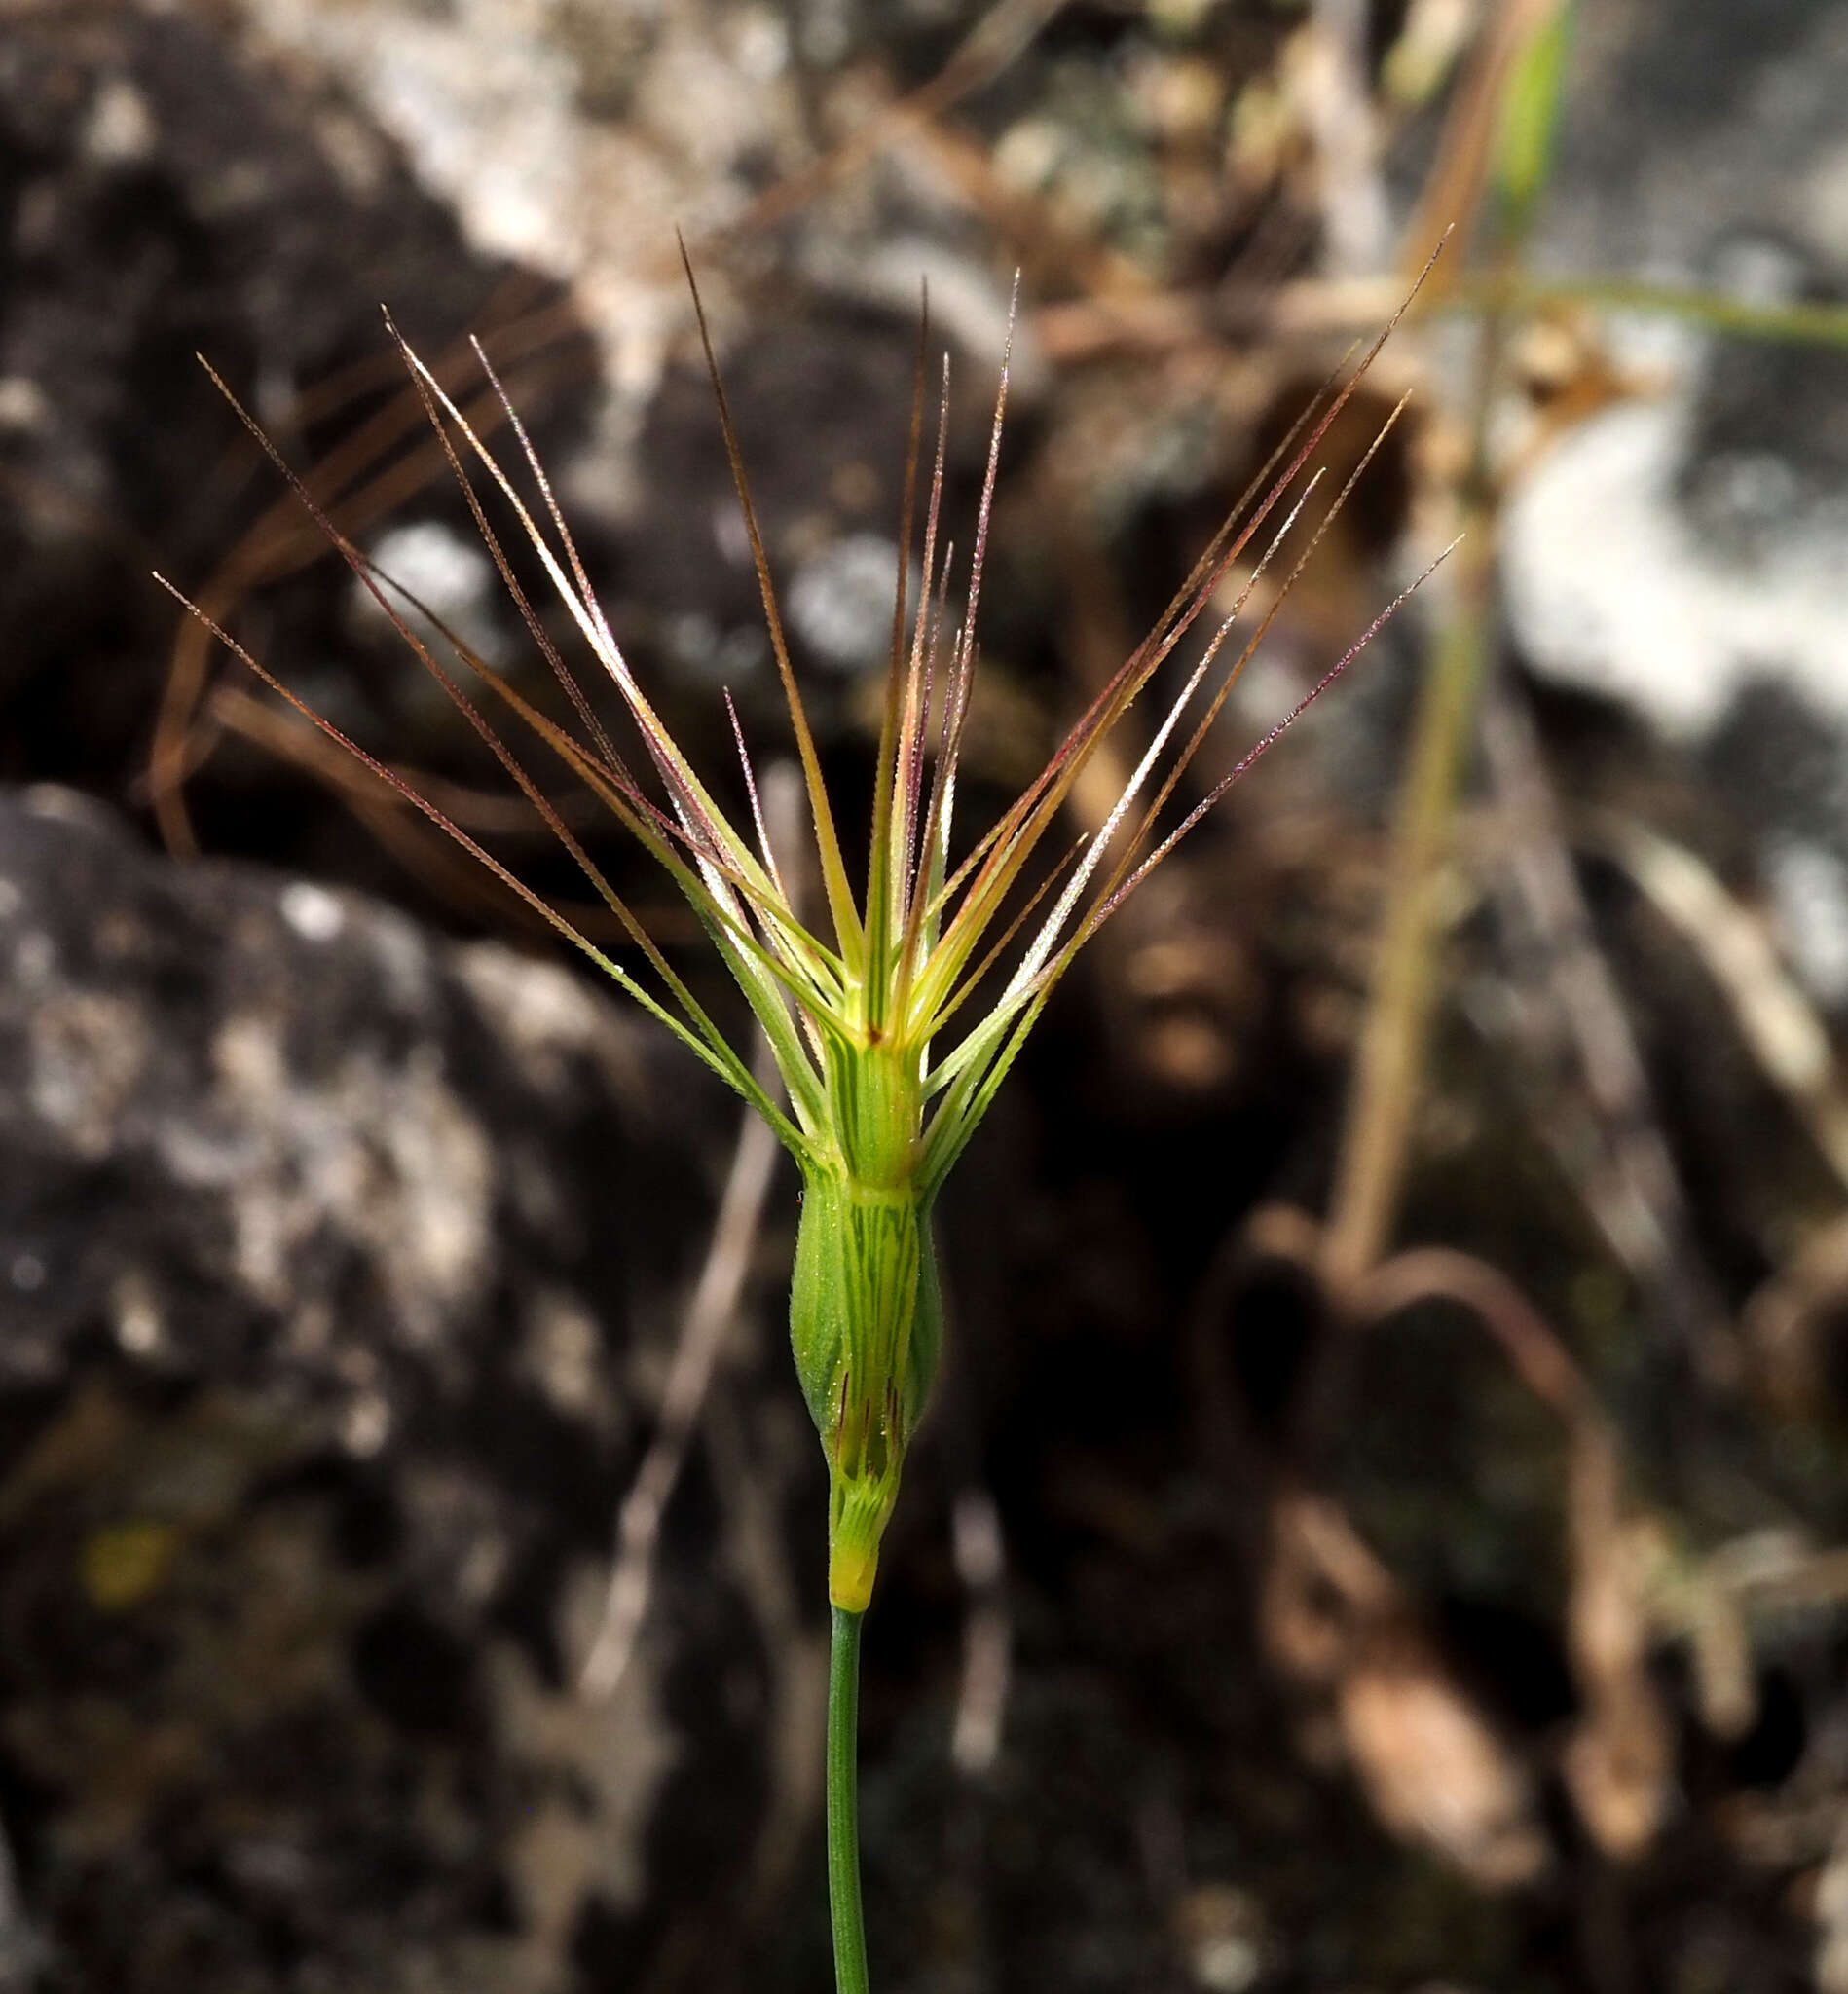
[1502, 0, 1848, 745]
[227, 0, 812, 403]
[1501, 374, 1848, 743]
[0, 785, 818, 1993]
[0, 0, 572, 805]
[1544, 1, 1848, 283]
[1489, 0, 1848, 1012]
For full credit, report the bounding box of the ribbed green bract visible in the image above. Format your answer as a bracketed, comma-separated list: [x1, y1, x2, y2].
[791, 1041, 943, 1610]
[213, 269, 1429, 1620]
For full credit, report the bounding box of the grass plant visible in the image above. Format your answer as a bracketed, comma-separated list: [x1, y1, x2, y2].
[160, 242, 1443, 1992]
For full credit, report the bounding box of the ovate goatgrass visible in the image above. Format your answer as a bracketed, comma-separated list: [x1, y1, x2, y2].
[160, 239, 1448, 1994]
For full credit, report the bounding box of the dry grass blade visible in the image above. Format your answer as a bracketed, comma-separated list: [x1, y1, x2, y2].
[580, 1074, 782, 1703]
[679, 239, 865, 971]
[148, 290, 587, 855]
[154, 571, 803, 1149]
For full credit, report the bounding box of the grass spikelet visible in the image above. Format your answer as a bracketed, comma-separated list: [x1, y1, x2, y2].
[163, 236, 1448, 1994]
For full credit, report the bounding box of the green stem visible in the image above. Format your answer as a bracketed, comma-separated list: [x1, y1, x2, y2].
[1482, 274, 1848, 351]
[1322, 276, 1510, 1296]
[828, 1605, 870, 1994]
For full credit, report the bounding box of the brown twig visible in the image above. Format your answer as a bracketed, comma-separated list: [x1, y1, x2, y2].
[1395, 0, 1563, 285]
[1596, 814, 1848, 1200]
[579, 1056, 782, 1702]
[1353, 1246, 1670, 1863]
[1477, 673, 1727, 1364]
[948, 1486, 1011, 1776]
[149, 291, 588, 857]
[1319, 482, 1497, 1295]
[577, 759, 811, 1703]
[207, 683, 705, 945]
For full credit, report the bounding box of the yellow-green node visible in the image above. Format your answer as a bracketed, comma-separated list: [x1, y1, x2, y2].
[177, 249, 1438, 1626]
[792, 1147, 944, 1610]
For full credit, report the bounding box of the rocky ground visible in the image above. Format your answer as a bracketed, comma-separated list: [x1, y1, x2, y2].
[2, 1, 1848, 1990]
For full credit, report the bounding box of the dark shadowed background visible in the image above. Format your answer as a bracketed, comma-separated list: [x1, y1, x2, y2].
[2, 0, 1848, 1989]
